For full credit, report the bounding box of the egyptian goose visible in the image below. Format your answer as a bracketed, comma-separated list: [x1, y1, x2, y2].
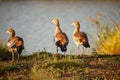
[6, 28, 24, 61]
[71, 21, 90, 55]
[52, 18, 69, 55]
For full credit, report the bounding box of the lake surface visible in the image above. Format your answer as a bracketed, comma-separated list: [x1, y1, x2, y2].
[0, 0, 120, 55]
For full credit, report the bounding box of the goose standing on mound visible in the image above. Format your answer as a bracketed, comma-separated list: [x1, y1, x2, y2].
[71, 21, 90, 55]
[52, 18, 69, 56]
[6, 28, 24, 62]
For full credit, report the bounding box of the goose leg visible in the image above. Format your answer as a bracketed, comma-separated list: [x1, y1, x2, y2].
[77, 46, 80, 55]
[77, 46, 79, 55]
[82, 47, 85, 55]
[11, 51, 14, 62]
[17, 54, 20, 62]
[56, 46, 59, 58]
[77, 45, 80, 56]
[64, 52, 66, 57]
[56, 46, 58, 54]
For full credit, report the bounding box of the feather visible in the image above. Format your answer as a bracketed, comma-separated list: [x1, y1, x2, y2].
[52, 18, 69, 53]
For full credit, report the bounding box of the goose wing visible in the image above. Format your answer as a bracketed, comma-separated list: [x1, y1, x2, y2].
[74, 32, 88, 43]
[7, 37, 18, 48]
[62, 32, 69, 46]
[7, 37, 24, 48]
[15, 36, 24, 47]
[75, 32, 90, 47]
[73, 32, 90, 47]
[54, 32, 69, 46]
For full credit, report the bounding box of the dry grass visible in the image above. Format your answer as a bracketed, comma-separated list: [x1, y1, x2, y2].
[0, 41, 11, 60]
[89, 14, 120, 55]
[0, 51, 119, 80]
[95, 26, 120, 55]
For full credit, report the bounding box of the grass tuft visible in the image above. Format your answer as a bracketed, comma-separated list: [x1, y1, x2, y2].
[95, 25, 120, 55]
[0, 41, 11, 60]
[89, 14, 120, 55]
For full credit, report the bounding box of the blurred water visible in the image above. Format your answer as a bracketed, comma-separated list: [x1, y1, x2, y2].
[0, 1, 119, 55]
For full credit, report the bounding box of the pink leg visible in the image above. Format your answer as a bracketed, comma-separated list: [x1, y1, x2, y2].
[17, 54, 20, 62]
[77, 46, 81, 56]
[11, 51, 14, 62]
[82, 47, 85, 55]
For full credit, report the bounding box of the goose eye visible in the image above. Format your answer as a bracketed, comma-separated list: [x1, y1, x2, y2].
[9, 30, 11, 31]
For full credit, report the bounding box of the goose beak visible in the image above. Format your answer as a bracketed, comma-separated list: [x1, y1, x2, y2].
[51, 20, 55, 23]
[6, 30, 10, 34]
[71, 22, 74, 26]
[6, 30, 9, 34]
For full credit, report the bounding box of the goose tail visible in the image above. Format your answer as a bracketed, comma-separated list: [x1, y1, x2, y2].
[83, 42, 90, 48]
[60, 45, 67, 52]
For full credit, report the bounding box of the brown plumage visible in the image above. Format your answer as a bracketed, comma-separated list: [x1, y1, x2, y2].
[52, 18, 69, 55]
[6, 28, 24, 61]
[71, 21, 90, 55]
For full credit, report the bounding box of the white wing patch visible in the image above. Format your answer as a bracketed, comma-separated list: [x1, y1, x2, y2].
[7, 39, 17, 48]
[55, 37, 59, 43]
[73, 36, 83, 46]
